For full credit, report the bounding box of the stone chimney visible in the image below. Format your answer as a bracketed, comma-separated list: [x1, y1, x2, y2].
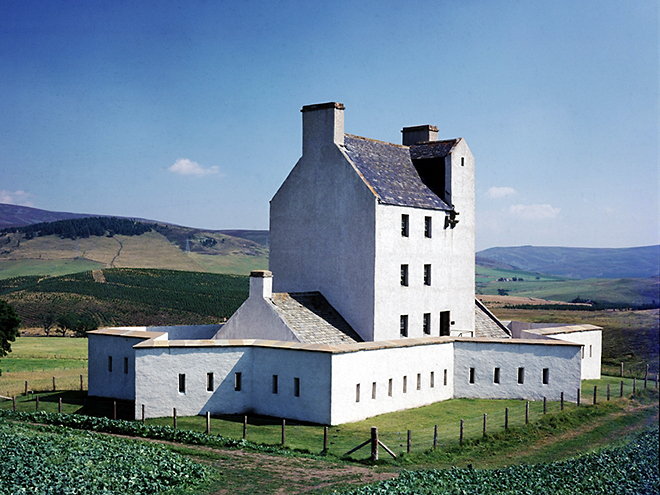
[301, 102, 345, 155]
[249, 270, 273, 299]
[401, 125, 439, 146]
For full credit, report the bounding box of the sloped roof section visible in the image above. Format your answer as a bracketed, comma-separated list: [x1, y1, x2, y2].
[343, 134, 452, 210]
[270, 292, 363, 345]
[474, 299, 511, 338]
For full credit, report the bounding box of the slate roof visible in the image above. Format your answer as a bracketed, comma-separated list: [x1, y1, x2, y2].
[474, 299, 511, 338]
[343, 134, 454, 210]
[270, 292, 363, 345]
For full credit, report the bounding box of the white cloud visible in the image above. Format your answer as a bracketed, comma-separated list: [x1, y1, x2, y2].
[0, 190, 34, 207]
[486, 186, 516, 198]
[167, 158, 220, 176]
[508, 204, 560, 220]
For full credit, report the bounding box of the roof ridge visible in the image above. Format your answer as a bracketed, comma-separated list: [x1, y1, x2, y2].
[344, 133, 408, 149]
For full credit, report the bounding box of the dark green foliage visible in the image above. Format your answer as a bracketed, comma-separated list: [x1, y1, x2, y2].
[0, 421, 207, 494]
[0, 299, 20, 357]
[341, 428, 659, 495]
[2, 216, 155, 240]
[56, 312, 98, 337]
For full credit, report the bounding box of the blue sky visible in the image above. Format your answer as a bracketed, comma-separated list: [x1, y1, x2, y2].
[0, 1, 657, 251]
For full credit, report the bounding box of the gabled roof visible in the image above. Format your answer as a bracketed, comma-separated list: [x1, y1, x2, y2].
[270, 292, 363, 345]
[343, 134, 455, 211]
[474, 299, 511, 338]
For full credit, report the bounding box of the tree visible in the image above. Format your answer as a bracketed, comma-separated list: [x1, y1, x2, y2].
[40, 313, 56, 336]
[56, 313, 77, 336]
[72, 314, 98, 338]
[0, 300, 21, 357]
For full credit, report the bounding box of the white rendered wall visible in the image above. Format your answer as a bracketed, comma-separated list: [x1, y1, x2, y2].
[88, 334, 138, 400]
[270, 145, 377, 341]
[329, 342, 454, 424]
[534, 330, 602, 380]
[453, 341, 582, 403]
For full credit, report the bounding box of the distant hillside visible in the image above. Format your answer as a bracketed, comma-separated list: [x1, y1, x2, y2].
[0, 203, 92, 229]
[477, 245, 660, 279]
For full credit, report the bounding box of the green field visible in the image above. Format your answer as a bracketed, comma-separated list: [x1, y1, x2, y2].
[0, 258, 105, 279]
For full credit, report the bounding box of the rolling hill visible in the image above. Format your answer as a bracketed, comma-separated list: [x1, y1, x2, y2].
[477, 245, 660, 279]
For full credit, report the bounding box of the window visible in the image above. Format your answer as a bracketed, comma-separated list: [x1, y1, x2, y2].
[469, 368, 475, 384]
[424, 216, 432, 238]
[356, 384, 360, 402]
[581, 347, 585, 359]
[388, 378, 393, 397]
[424, 264, 431, 285]
[207, 372, 214, 392]
[108, 356, 113, 372]
[493, 367, 500, 384]
[423, 313, 431, 335]
[440, 311, 450, 336]
[589, 345, 592, 358]
[443, 369, 447, 386]
[542, 368, 549, 385]
[400, 315, 408, 337]
[372, 382, 377, 399]
[272, 375, 278, 394]
[416, 373, 421, 390]
[294, 377, 300, 397]
[403, 375, 407, 393]
[124, 357, 128, 374]
[234, 372, 242, 391]
[430, 371, 435, 388]
[401, 214, 409, 237]
[179, 374, 186, 393]
[400, 264, 409, 286]
[461, 157, 465, 166]
[518, 367, 525, 384]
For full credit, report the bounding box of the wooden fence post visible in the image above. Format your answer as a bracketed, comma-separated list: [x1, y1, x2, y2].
[80, 374, 83, 391]
[577, 388, 581, 406]
[36, 395, 39, 411]
[607, 383, 610, 401]
[142, 404, 145, 423]
[505, 407, 508, 429]
[407, 430, 411, 453]
[281, 419, 286, 446]
[543, 397, 547, 414]
[13, 396, 16, 411]
[433, 425, 438, 449]
[644, 365, 648, 389]
[483, 414, 487, 437]
[632, 378, 636, 398]
[53, 376, 56, 391]
[113, 401, 117, 420]
[173, 408, 177, 428]
[323, 426, 328, 452]
[561, 391, 564, 410]
[525, 401, 529, 424]
[243, 415, 247, 439]
[24, 381, 28, 396]
[593, 386, 597, 405]
[459, 420, 464, 446]
[58, 397, 62, 413]
[206, 411, 211, 435]
[620, 381, 624, 398]
[371, 427, 378, 461]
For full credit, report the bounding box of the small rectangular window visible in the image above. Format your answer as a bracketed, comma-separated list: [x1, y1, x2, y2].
[108, 356, 113, 372]
[424, 216, 432, 238]
[469, 367, 475, 384]
[401, 214, 409, 237]
[372, 382, 377, 400]
[400, 315, 408, 337]
[179, 373, 186, 393]
[234, 372, 242, 391]
[416, 373, 421, 390]
[589, 345, 592, 358]
[493, 367, 500, 384]
[581, 347, 585, 359]
[403, 375, 407, 393]
[542, 368, 549, 385]
[430, 371, 435, 388]
[424, 264, 431, 286]
[518, 367, 525, 384]
[207, 372, 214, 392]
[123, 357, 128, 374]
[294, 377, 300, 397]
[388, 378, 393, 397]
[443, 369, 447, 386]
[461, 157, 465, 166]
[356, 383, 360, 402]
[423, 313, 431, 335]
[400, 264, 409, 286]
[272, 375, 278, 394]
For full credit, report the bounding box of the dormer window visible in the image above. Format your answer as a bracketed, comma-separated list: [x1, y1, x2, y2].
[401, 214, 409, 237]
